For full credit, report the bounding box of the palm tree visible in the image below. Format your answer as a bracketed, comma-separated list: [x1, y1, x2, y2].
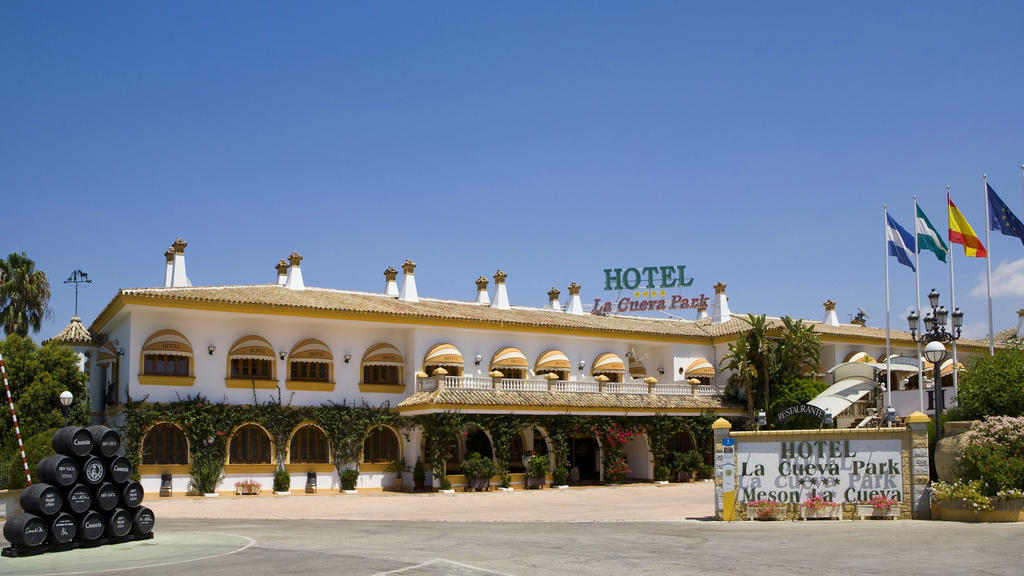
[744, 314, 775, 416]
[0, 252, 52, 336]
[774, 316, 821, 382]
[720, 332, 757, 420]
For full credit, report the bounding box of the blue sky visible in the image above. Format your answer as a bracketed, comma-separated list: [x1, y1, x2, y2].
[3, 2, 1023, 341]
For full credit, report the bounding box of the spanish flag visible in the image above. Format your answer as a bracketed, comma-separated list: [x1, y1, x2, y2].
[948, 195, 987, 258]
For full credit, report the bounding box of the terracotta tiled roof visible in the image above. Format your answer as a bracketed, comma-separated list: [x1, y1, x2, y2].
[50, 316, 92, 345]
[396, 388, 741, 414]
[994, 326, 1018, 343]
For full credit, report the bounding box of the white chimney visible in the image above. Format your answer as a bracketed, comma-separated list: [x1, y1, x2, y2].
[170, 238, 189, 287]
[163, 248, 174, 287]
[276, 259, 289, 286]
[823, 300, 840, 326]
[384, 266, 399, 297]
[1017, 308, 1024, 338]
[491, 269, 510, 310]
[696, 302, 709, 320]
[284, 252, 304, 290]
[565, 282, 584, 315]
[399, 259, 418, 302]
[711, 282, 731, 324]
[547, 287, 562, 311]
[475, 275, 490, 305]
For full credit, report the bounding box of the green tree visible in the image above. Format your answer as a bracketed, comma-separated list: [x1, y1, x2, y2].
[0, 252, 52, 337]
[720, 332, 757, 420]
[955, 348, 1024, 419]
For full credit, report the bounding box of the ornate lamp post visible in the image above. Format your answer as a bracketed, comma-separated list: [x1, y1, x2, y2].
[907, 289, 964, 441]
[59, 390, 73, 426]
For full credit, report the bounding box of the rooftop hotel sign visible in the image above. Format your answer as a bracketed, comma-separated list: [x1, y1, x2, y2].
[593, 265, 707, 314]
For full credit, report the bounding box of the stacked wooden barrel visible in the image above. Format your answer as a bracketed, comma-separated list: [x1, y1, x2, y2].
[2, 426, 155, 557]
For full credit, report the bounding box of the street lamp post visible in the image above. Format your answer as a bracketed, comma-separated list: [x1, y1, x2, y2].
[59, 390, 73, 427]
[907, 289, 964, 442]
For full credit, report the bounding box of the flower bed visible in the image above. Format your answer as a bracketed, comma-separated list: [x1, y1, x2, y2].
[234, 479, 261, 495]
[800, 496, 842, 520]
[931, 481, 1024, 522]
[745, 500, 788, 521]
[856, 495, 900, 519]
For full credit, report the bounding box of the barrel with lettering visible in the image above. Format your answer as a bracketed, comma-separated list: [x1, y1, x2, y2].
[130, 507, 155, 536]
[79, 455, 106, 485]
[93, 482, 119, 512]
[120, 481, 144, 509]
[104, 508, 131, 538]
[48, 512, 77, 545]
[3, 513, 48, 549]
[52, 426, 94, 457]
[77, 510, 105, 542]
[64, 483, 93, 514]
[37, 454, 79, 487]
[88, 425, 122, 458]
[20, 483, 63, 517]
[107, 456, 132, 483]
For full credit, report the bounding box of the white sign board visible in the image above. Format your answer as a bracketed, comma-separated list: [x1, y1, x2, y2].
[736, 439, 902, 504]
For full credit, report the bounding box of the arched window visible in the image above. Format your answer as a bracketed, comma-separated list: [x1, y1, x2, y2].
[490, 347, 528, 380]
[286, 339, 334, 391]
[592, 353, 625, 383]
[141, 423, 188, 465]
[532, 429, 550, 457]
[226, 335, 277, 388]
[363, 427, 400, 464]
[97, 341, 121, 406]
[509, 433, 525, 472]
[139, 330, 195, 385]
[289, 425, 330, 464]
[423, 343, 464, 377]
[230, 424, 272, 464]
[535, 350, 570, 381]
[682, 357, 716, 386]
[670, 430, 695, 454]
[360, 343, 404, 390]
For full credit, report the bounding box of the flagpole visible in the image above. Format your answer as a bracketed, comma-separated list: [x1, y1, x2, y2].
[914, 195, 924, 412]
[984, 174, 994, 355]
[947, 186, 959, 399]
[884, 204, 892, 409]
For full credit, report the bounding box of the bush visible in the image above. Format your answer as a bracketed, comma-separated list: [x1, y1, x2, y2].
[340, 469, 359, 491]
[413, 458, 426, 489]
[552, 466, 569, 486]
[273, 468, 291, 492]
[956, 348, 1024, 419]
[957, 416, 1024, 496]
[526, 454, 549, 478]
[7, 428, 57, 490]
[669, 450, 703, 473]
[697, 463, 714, 480]
[931, 479, 992, 511]
[653, 465, 670, 481]
[440, 477, 452, 490]
[461, 452, 497, 481]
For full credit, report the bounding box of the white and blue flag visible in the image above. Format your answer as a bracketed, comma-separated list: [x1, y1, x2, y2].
[886, 213, 916, 271]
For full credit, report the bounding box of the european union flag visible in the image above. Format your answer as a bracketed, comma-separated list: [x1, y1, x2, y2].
[988, 183, 1024, 247]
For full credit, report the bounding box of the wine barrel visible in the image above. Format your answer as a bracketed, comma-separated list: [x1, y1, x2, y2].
[88, 425, 122, 458]
[64, 483, 93, 514]
[48, 512, 77, 545]
[93, 482, 119, 512]
[105, 508, 132, 538]
[80, 455, 106, 485]
[120, 481, 144, 508]
[78, 510, 105, 542]
[20, 483, 63, 516]
[108, 456, 132, 483]
[3, 513, 48, 548]
[37, 454, 79, 487]
[52, 426, 94, 457]
[130, 507, 155, 536]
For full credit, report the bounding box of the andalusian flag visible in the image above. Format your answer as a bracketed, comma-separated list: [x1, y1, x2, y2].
[948, 196, 987, 258]
[916, 205, 948, 263]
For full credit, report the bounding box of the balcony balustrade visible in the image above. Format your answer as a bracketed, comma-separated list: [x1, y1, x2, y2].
[418, 375, 720, 397]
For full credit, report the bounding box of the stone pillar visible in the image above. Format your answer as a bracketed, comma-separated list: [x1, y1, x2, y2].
[545, 372, 559, 392]
[712, 418, 733, 521]
[906, 411, 932, 519]
[490, 370, 504, 391]
[645, 376, 658, 394]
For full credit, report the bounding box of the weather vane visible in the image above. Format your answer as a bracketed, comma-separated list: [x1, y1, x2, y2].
[64, 270, 92, 316]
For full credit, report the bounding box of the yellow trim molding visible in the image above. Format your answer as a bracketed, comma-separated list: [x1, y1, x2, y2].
[285, 380, 336, 392]
[224, 464, 278, 474]
[138, 375, 196, 387]
[284, 463, 335, 474]
[359, 462, 389, 473]
[138, 464, 191, 475]
[358, 383, 406, 394]
[225, 378, 279, 389]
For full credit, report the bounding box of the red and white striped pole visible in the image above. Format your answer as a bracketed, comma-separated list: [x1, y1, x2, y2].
[0, 353, 31, 486]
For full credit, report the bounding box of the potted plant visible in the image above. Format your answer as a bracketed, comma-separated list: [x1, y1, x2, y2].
[746, 499, 787, 521]
[552, 466, 570, 488]
[800, 495, 842, 520]
[385, 457, 409, 492]
[439, 476, 454, 493]
[856, 495, 900, 519]
[653, 465, 670, 484]
[340, 469, 359, 493]
[498, 474, 513, 491]
[273, 468, 291, 495]
[234, 478, 261, 495]
[461, 452, 497, 492]
[413, 458, 426, 491]
[526, 454, 549, 489]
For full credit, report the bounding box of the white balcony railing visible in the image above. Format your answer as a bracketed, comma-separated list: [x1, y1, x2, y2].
[418, 376, 723, 397]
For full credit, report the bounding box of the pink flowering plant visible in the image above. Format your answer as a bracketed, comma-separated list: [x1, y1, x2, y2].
[748, 499, 785, 519]
[959, 416, 1024, 497]
[235, 478, 261, 493]
[801, 495, 841, 510]
[863, 495, 899, 511]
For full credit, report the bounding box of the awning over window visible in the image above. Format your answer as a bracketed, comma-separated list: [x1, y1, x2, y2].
[592, 353, 625, 374]
[97, 341, 120, 363]
[142, 329, 193, 358]
[627, 353, 647, 378]
[229, 335, 275, 360]
[491, 347, 528, 369]
[844, 351, 876, 363]
[290, 339, 333, 363]
[424, 343, 464, 368]
[535, 350, 571, 371]
[684, 357, 716, 377]
[362, 343, 404, 367]
[808, 367, 878, 418]
[939, 359, 965, 377]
